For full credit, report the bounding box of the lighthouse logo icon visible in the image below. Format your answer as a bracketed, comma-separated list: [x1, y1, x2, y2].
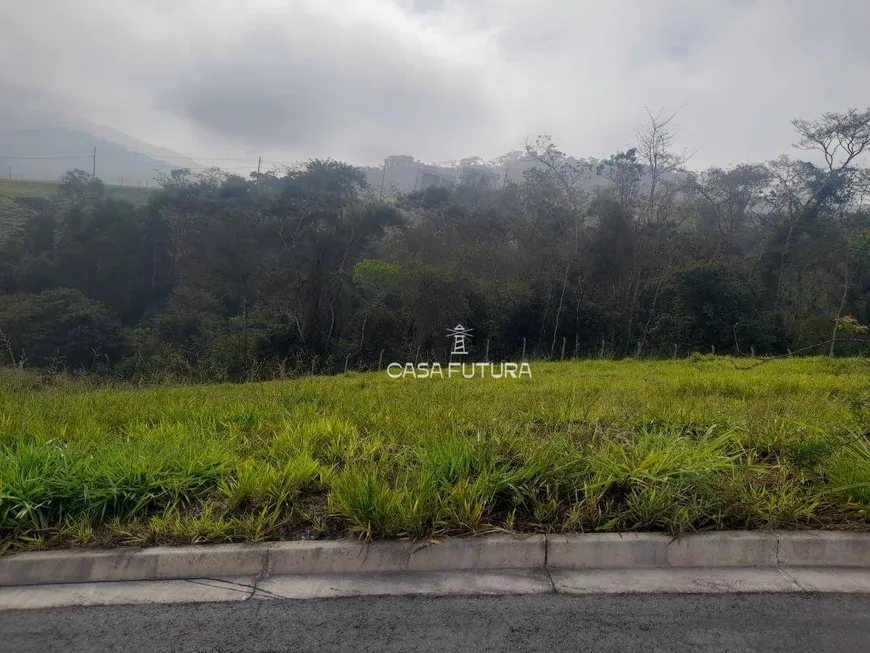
[446, 324, 473, 355]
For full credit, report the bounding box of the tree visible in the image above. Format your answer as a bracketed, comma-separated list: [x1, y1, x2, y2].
[654, 262, 754, 354]
[269, 160, 402, 351]
[692, 164, 769, 259]
[597, 149, 643, 216]
[384, 155, 416, 168]
[59, 170, 104, 201]
[523, 136, 592, 356]
[789, 108, 870, 353]
[793, 108, 870, 175]
[1, 107, 869, 379]
[635, 107, 694, 225]
[0, 289, 124, 369]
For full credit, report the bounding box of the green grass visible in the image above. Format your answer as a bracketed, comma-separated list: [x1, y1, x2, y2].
[1, 356, 869, 551]
[0, 179, 154, 233]
[0, 178, 153, 202]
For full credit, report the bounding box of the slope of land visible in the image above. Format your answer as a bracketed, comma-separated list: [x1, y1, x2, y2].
[1, 356, 868, 551]
[0, 179, 154, 233]
[0, 103, 202, 184]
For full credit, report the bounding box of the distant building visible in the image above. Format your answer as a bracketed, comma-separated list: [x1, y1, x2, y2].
[416, 164, 457, 190]
[363, 155, 617, 197]
[459, 166, 500, 189]
[364, 159, 460, 195]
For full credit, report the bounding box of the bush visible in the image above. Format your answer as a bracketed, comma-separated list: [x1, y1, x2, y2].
[0, 288, 125, 369]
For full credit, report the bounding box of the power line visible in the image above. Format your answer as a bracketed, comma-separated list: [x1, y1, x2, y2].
[1, 152, 298, 167]
[124, 151, 281, 163]
[0, 151, 271, 164]
[0, 149, 300, 177]
[0, 155, 92, 160]
[99, 157, 259, 172]
[116, 152, 297, 167]
[130, 154, 262, 162]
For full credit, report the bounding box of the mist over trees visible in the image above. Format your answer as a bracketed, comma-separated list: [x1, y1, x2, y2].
[1, 108, 869, 381]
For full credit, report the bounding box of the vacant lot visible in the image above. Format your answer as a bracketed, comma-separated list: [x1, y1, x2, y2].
[1, 357, 869, 551]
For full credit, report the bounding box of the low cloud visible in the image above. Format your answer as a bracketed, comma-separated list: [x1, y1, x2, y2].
[159, 3, 507, 163]
[2, 0, 870, 167]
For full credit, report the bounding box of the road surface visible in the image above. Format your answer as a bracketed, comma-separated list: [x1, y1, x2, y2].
[3, 593, 869, 652]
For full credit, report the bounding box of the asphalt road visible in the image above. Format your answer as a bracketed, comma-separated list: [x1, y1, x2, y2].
[3, 594, 869, 652]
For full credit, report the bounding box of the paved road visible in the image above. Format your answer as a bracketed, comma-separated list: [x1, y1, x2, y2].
[3, 593, 869, 652]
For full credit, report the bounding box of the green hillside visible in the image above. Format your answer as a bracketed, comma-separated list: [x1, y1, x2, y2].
[0, 179, 154, 234]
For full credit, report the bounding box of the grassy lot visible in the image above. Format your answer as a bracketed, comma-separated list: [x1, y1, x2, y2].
[0, 178, 153, 202]
[0, 179, 153, 233]
[1, 356, 869, 552]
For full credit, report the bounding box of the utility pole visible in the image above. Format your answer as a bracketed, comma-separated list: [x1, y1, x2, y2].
[7, 166, 10, 181]
[91, 146, 97, 179]
[256, 156, 262, 185]
[380, 159, 387, 199]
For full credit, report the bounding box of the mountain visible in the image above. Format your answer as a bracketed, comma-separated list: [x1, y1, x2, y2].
[0, 105, 201, 185]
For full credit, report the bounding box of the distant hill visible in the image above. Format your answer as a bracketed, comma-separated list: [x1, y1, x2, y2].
[0, 104, 201, 185]
[0, 126, 195, 186]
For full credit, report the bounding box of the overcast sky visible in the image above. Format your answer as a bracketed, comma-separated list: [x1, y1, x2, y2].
[2, 0, 869, 169]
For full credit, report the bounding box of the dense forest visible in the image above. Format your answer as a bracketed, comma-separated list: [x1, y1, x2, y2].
[1, 108, 869, 382]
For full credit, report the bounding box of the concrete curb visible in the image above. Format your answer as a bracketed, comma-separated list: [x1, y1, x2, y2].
[2, 532, 869, 588]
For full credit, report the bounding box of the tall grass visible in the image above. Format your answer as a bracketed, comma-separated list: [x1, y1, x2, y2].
[0, 356, 869, 550]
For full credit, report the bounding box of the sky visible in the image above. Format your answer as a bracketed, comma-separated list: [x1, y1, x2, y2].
[2, 0, 870, 170]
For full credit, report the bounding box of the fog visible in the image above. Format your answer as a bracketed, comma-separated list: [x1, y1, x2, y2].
[3, 0, 870, 168]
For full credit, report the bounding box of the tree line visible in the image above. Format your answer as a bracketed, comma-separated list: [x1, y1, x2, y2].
[1, 108, 869, 382]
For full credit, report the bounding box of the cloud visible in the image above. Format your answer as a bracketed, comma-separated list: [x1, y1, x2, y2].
[158, 1, 509, 163]
[2, 0, 870, 168]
